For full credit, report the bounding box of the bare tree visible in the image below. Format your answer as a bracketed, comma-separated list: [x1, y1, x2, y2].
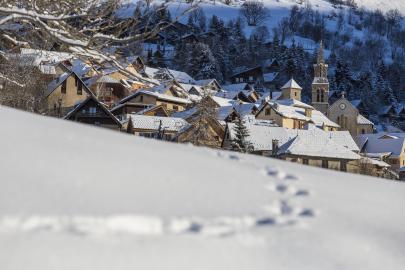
[0, 55, 47, 112]
[0, 0, 198, 84]
[240, 1, 268, 26]
[189, 90, 218, 146]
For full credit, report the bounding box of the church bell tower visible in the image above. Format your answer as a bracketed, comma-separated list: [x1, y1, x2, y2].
[311, 41, 329, 114]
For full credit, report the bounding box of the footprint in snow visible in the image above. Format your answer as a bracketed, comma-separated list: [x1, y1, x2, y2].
[298, 208, 316, 217]
[295, 189, 310, 197]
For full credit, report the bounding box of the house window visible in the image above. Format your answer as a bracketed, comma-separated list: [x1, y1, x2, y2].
[77, 81, 83, 95]
[265, 108, 271, 115]
[236, 78, 239, 83]
[173, 105, 179, 111]
[139, 96, 144, 102]
[361, 129, 365, 134]
[94, 121, 101, 126]
[239, 78, 244, 82]
[294, 92, 297, 97]
[61, 81, 67, 94]
[303, 159, 309, 165]
[89, 107, 97, 114]
[249, 76, 253, 81]
[322, 160, 328, 168]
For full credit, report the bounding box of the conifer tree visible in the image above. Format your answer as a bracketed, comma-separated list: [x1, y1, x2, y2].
[126, 116, 134, 134]
[231, 116, 253, 153]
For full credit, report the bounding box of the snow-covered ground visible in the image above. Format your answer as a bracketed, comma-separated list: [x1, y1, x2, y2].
[1, 106, 405, 269]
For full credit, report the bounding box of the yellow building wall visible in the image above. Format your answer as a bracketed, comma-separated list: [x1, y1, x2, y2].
[47, 75, 87, 112]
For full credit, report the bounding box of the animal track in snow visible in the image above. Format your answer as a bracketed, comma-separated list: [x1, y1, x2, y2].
[261, 166, 315, 225]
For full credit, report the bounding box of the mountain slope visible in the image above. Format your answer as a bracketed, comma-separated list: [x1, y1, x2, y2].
[0, 107, 405, 269]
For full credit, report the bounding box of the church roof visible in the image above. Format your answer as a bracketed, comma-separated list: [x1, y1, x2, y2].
[281, 78, 302, 90]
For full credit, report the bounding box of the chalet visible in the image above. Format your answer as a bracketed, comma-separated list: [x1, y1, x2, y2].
[111, 103, 169, 120]
[356, 133, 405, 177]
[179, 83, 204, 96]
[64, 95, 122, 130]
[223, 122, 360, 172]
[117, 90, 191, 113]
[194, 79, 222, 93]
[229, 66, 263, 88]
[230, 60, 281, 92]
[256, 99, 339, 131]
[86, 74, 129, 107]
[328, 94, 374, 136]
[123, 115, 190, 141]
[45, 71, 92, 117]
[218, 83, 260, 103]
[134, 104, 170, 117]
[262, 59, 281, 91]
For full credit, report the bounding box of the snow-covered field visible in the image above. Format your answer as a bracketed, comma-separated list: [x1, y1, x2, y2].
[0, 106, 405, 269]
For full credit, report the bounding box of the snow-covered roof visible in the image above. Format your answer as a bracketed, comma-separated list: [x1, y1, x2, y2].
[281, 78, 302, 90]
[45, 72, 72, 97]
[97, 75, 121, 84]
[194, 79, 216, 87]
[271, 91, 282, 100]
[171, 107, 198, 120]
[126, 115, 190, 132]
[325, 131, 360, 152]
[269, 101, 339, 128]
[167, 69, 194, 84]
[357, 114, 374, 125]
[211, 96, 236, 107]
[120, 90, 192, 105]
[179, 83, 203, 95]
[222, 83, 250, 92]
[356, 133, 405, 157]
[20, 48, 72, 64]
[277, 129, 360, 160]
[227, 122, 356, 159]
[263, 72, 278, 82]
[70, 58, 92, 77]
[276, 99, 314, 110]
[217, 106, 236, 121]
[233, 103, 258, 117]
[361, 157, 391, 168]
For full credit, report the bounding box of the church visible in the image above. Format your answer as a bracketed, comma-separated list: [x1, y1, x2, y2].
[259, 41, 374, 137]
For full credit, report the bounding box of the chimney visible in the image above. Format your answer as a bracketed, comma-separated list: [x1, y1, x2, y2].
[272, 139, 279, 156]
[305, 108, 313, 118]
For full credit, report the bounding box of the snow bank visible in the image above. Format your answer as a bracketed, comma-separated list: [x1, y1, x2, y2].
[0, 106, 405, 270]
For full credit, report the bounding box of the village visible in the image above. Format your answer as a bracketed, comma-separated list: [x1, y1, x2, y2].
[1, 41, 404, 180]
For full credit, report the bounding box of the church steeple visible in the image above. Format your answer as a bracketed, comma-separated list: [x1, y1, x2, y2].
[317, 40, 325, 64]
[311, 41, 329, 114]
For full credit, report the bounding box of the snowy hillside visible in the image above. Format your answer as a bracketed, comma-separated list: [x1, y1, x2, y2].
[1, 106, 405, 269]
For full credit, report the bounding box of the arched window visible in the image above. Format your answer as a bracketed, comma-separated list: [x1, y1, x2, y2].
[320, 90, 325, 102]
[316, 89, 321, 102]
